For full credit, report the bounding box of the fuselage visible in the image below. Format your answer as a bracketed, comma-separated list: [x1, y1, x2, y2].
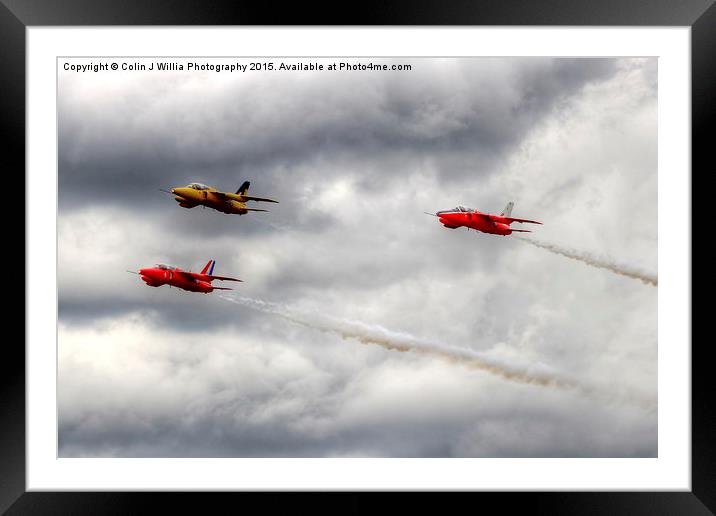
[436, 207, 519, 235]
[172, 186, 250, 214]
[139, 266, 215, 293]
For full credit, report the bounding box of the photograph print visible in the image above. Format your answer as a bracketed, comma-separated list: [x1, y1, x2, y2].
[58, 56, 657, 458]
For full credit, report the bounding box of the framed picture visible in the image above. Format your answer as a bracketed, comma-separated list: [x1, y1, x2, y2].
[8, 0, 710, 512]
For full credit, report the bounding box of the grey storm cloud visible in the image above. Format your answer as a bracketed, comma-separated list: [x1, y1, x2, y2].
[58, 58, 619, 212]
[58, 57, 657, 458]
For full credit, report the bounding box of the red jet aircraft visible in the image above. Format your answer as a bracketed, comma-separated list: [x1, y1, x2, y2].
[130, 260, 241, 293]
[427, 202, 542, 236]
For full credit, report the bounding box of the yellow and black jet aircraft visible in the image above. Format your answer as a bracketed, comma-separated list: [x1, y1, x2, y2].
[162, 181, 278, 215]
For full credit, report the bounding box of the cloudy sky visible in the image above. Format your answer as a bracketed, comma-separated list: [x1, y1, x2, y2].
[58, 57, 657, 458]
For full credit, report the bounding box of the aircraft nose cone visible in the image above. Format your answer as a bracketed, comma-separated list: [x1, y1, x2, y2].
[171, 188, 176, 194]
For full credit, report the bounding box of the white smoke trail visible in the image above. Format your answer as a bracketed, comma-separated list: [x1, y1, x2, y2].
[221, 295, 655, 410]
[516, 236, 657, 286]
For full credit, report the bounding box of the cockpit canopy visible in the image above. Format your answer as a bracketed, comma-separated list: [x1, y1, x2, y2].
[436, 205, 474, 216]
[155, 264, 177, 270]
[186, 183, 210, 190]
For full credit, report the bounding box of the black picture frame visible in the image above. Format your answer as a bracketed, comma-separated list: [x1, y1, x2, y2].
[5, 0, 712, 513]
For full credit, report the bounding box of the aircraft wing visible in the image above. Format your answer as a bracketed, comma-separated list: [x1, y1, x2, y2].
[174, 270, 201, 282]
[472, 212, 494, 222]
[502, 217, 542, 225]
[487, 214, 542, 225]
[205, 275, 242, 282]
[175, 271, 243, 282]
[240, 195, 278, 203]
[211, 191, 277, 204]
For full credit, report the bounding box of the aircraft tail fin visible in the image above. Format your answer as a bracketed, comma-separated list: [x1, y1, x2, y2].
[501, 201, 514, 217]
[200, 259, 216, 275]
[236, 181, 250, 195]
